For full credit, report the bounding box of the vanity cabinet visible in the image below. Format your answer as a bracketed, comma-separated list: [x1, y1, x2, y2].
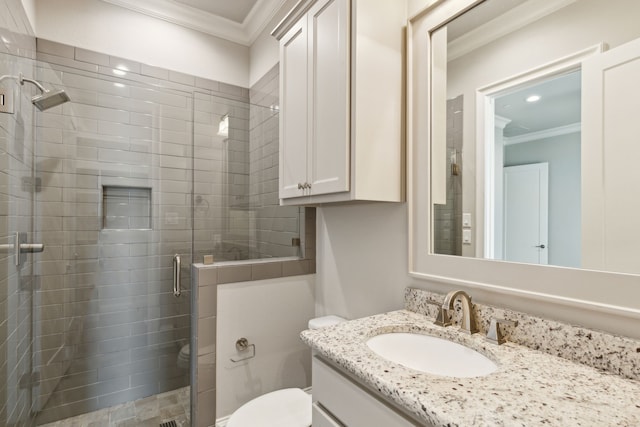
[312, 356, 425, 427]
[272, 0, 404, 205]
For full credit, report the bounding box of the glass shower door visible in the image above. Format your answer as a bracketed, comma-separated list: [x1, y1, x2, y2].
[0, 51, 39, 427]
[28, 63, 193, 425]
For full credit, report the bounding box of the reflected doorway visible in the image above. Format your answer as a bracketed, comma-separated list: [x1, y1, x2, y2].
[487, 70, 582, 268]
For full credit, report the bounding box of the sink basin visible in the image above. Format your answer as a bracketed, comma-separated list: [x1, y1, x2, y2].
[366, 333, 498, 378]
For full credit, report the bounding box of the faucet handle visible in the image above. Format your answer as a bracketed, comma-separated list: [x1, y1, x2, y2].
[433, 306, 451, 327]
[486, 318, 518, 345]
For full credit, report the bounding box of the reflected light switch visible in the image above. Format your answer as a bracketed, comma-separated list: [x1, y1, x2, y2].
[462, 213, 472, 228]
[463, 229, 472, 245]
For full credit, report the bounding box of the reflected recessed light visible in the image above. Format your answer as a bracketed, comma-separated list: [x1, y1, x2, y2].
[113, 83, 125, 88]
[526, 94, 541, 103]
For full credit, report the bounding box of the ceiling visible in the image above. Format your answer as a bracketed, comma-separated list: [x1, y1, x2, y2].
[172, 0, 259, 24]
[100, 0, 287, 46]
[495, 70, 581, 139]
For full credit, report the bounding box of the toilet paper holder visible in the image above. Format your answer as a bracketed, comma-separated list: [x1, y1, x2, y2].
[230, 337, 256, 362]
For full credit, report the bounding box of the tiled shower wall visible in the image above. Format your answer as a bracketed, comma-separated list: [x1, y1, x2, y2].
[0, 1, 38, 426]
[29, 38, 304, 424]
[32, 40, 199, 424]
[193, 64, 300, 262]
[249, 65, 302, 259]
[434, 95, 463, 256]
[192, 92, 252, 262]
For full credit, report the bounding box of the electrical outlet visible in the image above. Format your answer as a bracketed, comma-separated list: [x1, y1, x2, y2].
[463, 229, 472, 244]
[462, 213, 472, 228]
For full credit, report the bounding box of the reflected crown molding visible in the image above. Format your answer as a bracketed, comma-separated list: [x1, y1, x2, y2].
[100, 0, 288, 46]
[448, 0, 578, 61]
[504, 122, 581, 145]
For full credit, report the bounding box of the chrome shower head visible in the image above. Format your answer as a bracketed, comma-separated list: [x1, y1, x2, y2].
[31, 88, 71, 111]
[0, 73, 70, 113]
[19, 74, 71, 111]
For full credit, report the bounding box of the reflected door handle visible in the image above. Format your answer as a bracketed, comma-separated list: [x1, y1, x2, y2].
[173, 254, 181, 297]
[535, 244, 546, 249]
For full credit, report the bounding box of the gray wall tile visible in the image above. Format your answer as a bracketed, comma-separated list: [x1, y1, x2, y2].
[75, 48, 110, 66]
[217, 265, 251, 284]
[37, 38, 74, 58]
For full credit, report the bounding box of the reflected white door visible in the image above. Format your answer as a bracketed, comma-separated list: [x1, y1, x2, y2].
[582, 37, 640, 274]
[503, 163, 549, 264]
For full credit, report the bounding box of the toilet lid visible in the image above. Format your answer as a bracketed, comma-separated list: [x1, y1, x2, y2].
[227, 388, 311, 427]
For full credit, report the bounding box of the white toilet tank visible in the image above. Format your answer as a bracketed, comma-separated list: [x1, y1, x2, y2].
[308, 315, 346, 330]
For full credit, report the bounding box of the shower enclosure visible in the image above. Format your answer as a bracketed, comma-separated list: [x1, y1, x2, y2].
[433, 95, 464, 256]
[1, 41, 300, 426]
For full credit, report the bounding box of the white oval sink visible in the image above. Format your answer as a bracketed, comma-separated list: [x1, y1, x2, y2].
[366, 333, 498, 378]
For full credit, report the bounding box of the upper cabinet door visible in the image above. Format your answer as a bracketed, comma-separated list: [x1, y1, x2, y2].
[279, 19, 309, 199]
[274, 0, 403, 205]
[307, 0, 350, 196]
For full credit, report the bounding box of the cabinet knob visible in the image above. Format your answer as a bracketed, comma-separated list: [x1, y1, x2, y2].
[297, 183, 304, 190]
[304, 182, 311, 189]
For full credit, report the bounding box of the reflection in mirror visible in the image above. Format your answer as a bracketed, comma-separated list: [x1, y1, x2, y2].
[430, 0, 640, 274]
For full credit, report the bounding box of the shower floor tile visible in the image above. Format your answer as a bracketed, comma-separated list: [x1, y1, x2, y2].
[39, 387, 190, 427]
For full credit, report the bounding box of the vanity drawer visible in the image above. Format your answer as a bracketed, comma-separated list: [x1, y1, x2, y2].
[312, 356, 424, 427]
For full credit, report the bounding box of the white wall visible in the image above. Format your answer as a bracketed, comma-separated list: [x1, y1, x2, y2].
[315, 203, 408, 319]
[33, 0, 249, 87]
[248, 0, 298, 87]
[216, 275, 315, 418]
[249, 27, 278, 88]
[408, 0, 438, 17]
[19, 0, 35, 32]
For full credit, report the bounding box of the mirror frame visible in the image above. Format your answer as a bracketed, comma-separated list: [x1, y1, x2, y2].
[407, 0, 640, 337]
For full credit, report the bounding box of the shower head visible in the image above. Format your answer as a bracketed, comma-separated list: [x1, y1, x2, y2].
[0, 73, 71, 112]
[30, 88, 71, 111]
[19, 74, 70, 111]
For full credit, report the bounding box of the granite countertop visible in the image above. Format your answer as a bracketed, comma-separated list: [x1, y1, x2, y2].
[301, 310, 640, 426]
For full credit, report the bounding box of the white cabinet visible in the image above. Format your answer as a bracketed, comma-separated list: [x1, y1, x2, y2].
[273, 0, 405, 205]
[312, 356, 425, 427]
[279, 0, 350, 200]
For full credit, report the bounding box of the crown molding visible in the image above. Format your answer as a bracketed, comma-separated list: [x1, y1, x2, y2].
[504, 122, 581, 145]
[447, 0, 578, 61]
[100, 0, 288, 46]
[494, 115, 512, 130]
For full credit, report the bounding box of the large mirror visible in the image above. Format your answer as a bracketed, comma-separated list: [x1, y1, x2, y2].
[408, 0, 640, 325]
[430, 0, 640, 274]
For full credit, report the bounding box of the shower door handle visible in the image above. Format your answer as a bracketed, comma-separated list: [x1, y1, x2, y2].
[0, 232, 45, 266]
[173, 254, 181, 297]
[20, 243, 44, 253]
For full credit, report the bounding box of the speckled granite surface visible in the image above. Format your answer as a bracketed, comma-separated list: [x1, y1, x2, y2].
[405, 288, 640, 381]
[301, 309, 640, 426]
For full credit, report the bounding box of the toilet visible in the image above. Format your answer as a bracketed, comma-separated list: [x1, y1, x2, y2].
[226, 315, 346, 427]
[177, 344, 190, 369]
[177, 343, 215, 369]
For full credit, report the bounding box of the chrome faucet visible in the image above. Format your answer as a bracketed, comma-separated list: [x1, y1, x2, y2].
[434, 290, 478, 334]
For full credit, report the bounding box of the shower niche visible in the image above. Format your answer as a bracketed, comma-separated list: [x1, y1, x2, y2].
[102, 186, 152, 230]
